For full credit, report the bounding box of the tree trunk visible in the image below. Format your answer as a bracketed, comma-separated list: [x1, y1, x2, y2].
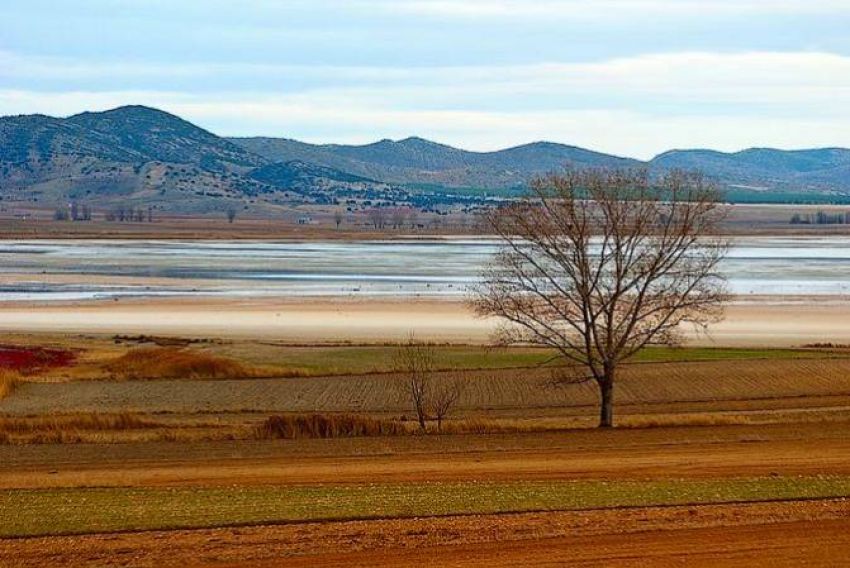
[598, 377, 614, 428]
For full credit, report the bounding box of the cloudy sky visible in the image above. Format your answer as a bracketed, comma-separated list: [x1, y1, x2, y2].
[2, 0, 850, 159]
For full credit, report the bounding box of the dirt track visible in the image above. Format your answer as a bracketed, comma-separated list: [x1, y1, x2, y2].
[3, 423, 850, 489]
[279, 517, 850, 568]
[2, 499, 847, 567]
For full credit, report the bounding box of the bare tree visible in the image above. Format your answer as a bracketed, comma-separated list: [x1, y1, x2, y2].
[367, 208, 386, 230]
[472, 169, 728, 428]
[391, 208, 407, 230]
[393, 335, 436, 432]
[393, 336, 465, 433]
[53, 207, 69, 221]
[430, 374, 464, 432]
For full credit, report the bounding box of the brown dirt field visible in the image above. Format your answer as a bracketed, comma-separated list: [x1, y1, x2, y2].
[4, 357, 850, 416]
[2, 422, 850, 489]
[2, 499, 847, 568]
[1, 422, 848, 565]
[276, 516, 850, 568]
[2, 336, 848, 565]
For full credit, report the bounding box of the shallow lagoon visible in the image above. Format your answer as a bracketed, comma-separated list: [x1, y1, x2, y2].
[2, 236, 850, 301]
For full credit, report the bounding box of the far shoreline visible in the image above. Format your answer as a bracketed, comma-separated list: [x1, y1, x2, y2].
[5, 202, 850, 240]
[2, 294, 850, 348]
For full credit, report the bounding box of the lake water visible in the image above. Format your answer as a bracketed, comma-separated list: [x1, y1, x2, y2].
[1, 237, 850, 301]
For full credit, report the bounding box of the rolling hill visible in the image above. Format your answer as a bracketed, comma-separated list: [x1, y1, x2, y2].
[652, 148, 850, 192]
[232, 136, 850, 194]
[230, 136, 642, 189]
[0, 106, 375, 212]
[2, 105, 850, 213]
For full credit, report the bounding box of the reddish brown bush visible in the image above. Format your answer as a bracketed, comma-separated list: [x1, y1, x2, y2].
[0, 345, 75, 371]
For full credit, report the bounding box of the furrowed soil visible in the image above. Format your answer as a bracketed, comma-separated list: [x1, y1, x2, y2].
[4, 357, 850, 416]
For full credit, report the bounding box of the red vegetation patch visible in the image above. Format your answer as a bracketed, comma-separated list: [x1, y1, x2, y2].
[0, 345, 76, 371]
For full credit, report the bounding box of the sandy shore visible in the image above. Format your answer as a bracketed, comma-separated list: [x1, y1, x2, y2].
[0, 296, 849, 347]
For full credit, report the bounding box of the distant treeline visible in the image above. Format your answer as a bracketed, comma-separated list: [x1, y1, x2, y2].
[790, 211, 850, 225]
[53, 202, 92, 221]
[53, 203, 155, 223]
[105, 205, 154, 223]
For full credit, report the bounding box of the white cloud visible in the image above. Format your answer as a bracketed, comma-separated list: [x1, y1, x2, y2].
[4, 50, 850, 106]
[3, 49, 850, 159]
[379, 0, 850, 19]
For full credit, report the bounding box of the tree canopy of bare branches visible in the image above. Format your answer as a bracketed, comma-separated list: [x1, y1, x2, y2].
[393, 336, 464, 432]
[471, 169, 729, 427]
[393, 336, 436, 432]
[367, 208, 387, 230]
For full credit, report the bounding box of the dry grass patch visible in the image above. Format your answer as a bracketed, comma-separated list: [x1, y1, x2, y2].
[0, 412, 161, 434]
[256, 414, 407, 440]
[0, 370, 20, 400]
[105, 347, 262, 380]
[0, 412, 162, 444]
[0, 412, 248, 445]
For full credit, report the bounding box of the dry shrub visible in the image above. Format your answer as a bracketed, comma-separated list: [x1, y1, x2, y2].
[256, 414, 406, 440]
[0, 344, 75, 371]
[0, 370, 20, 399]
[105, 347, 257, 380]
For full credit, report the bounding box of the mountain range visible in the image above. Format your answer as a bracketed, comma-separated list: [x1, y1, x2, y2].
[2, 105, 850, 213]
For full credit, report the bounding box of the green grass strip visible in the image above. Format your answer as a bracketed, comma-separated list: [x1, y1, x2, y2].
[2, 476, 849, 538]
[261, 345, 831, 376]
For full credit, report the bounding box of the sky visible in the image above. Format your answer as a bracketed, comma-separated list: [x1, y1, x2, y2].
[2, 0, 850, 159]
